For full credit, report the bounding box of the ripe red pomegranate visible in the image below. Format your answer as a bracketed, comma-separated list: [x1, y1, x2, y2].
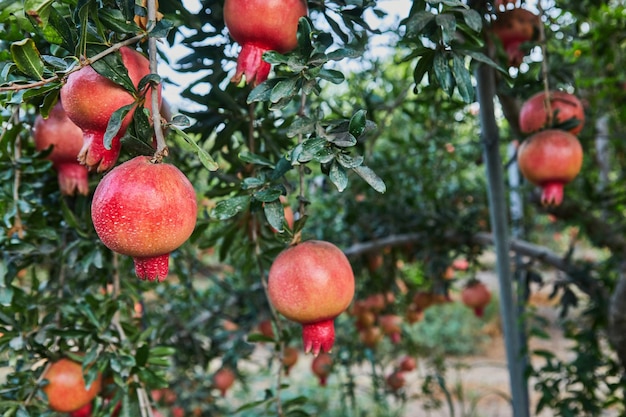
[33, 100, 89, 196]
[267, 240, 355, 356]
[42, 358, 102, 413]
[223, 0, 308, 86]
[399, 356, 417, 372]
[91, 156, 197, 281]
[490, 8, 540, 67]
[282, 346, 299, 375]
[69, 402, 93, 417]
[257, 318, 275, 340]
[213, 367, 236, 397]
[378, 314, 403, 344]
[359, 326, 383, 348]
[517, 129, 583, 206]
[386, 370, 406, 392]
[311, 352, 333, 386]
[61, 46, 160, 172]
[519, 91, 585, 135]
[461, 281, 492, 318]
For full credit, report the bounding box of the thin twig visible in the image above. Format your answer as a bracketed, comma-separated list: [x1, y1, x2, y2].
[147, 0, 167, 161]
[0, 34, 145, 92]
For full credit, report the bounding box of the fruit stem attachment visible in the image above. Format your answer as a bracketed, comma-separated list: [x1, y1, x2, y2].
[147, 0, 168, 161]
[302, 318, 335, 356]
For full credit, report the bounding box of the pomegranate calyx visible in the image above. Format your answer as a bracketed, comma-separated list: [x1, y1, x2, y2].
[232, 43, 272, 86]
[473, 307, 485, 318]
[302, 318, 335, 356]
[133, 253, 170, 282]
[541, 182, 565, 207]
[56, 162, 89, 196]
[78, 131, 123, 173]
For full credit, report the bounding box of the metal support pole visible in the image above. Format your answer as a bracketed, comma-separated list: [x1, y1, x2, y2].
[475, 63, 530, 417]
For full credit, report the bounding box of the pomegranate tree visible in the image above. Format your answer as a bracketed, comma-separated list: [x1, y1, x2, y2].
[91, 156, 197, 282]
[461, 281, 492, 318]
[60, 46, 160, 172]
[519, 90, 585, 135]
[490, 7, 539, 67]
[33, 100, 89, 196]
[223, 0, 308, 86]
[267, 240, 355, 356]
[311, 352, 333, 386]
[517, 129, 583, 206]
[42, 358, 102, 413]
[213, 367, 236, 397]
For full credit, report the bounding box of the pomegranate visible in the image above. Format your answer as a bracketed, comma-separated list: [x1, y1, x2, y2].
[61, 46, 160, 172]
[257, 318, 275, 340]
[91, 156, 197, 282]
[42, 358, 102, 413]
[519, 91, 585, 135]
[405, 303, 424, 324]
[172, 407, 184, 417]
[386, 370, 406, 392]
[359, 326, 383, 348]
[363, 293, 386, 313]
[213, 367, 236, 397]
[69, 402, 93, 417]
[267, 240, 355, 356]
[399, 356, 417, 372]
[452, 258, 470, 271]
[517, 129, 583, 206]
[223, 0, 308, 86]
[282, 346, 299, 375]
[311, 352, 332, 386]
[490, 8, 540, 67]
[378, 314, 403, 344]
[33, 100, 89, 196]
[355, 309, 376, 330]
[461, 281, 492, 317]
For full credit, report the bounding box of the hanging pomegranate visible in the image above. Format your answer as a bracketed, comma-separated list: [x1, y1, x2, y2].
[223, 0, 308, 86]
[517, 129, 583, 206]
[490, 8, 540, 67]
[33, 100, 89, 196]
[519, 90, 585, 135]
[267, 240, 355, 356]
[91, 156, 197, 282]
[461, 281, 492, 318]
[61, 46, 160, 172]
[213, 367, 236, 397]
[311, 352, 333, 386]
[42, 358, 102, 413]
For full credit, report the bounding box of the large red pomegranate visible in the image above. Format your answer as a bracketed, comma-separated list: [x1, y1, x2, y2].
[213, 367, 236, 397]
[519, 91, 585, 135]
[61, 46, 160, 172]
[33, 100, 89, 196]
[91, 156, 197, 282]
[311, 352, 333, 386]
[517, 129, 583, 206]
[223, 0, 308, 86]
[461, 281, 492, 318]
[490, 8, 540, 67]
[42, 358, 102, 413]
[267, 240, 355, 356]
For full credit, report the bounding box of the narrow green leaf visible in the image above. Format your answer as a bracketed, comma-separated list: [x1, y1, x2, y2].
[348, 110, 367, 138]
[353, 165, 386, 193]
[239, 151, 274, 167]
[433, 52, 454, 96]
[329, 161, 348, 192]
[436, 13, 457, 45]
[87, 45, 137, 93]
[247, 78, 280, 104]
[286, 116, 315, 138]
[327, 47, 362, 61]
[318, 68, 344, 84]
[405, 11, 434, 37]
[149, 19, 174, 38]
[98, 8, 140, 34]
[104, 103, 135, 150]
[263, 199, 285, 232]
[10, 39, 45, 80]
[169, 126, 219, 171]
[459, 8, 482, 32]
[451, 53, 473, 103]
[337, 153, 364, 169]
[211, 196, 250, 220]
[269, 157, 293, 180]
[270, 77, 299, 104]
[254, 188, 283, 203]
[44, 5, 77, 51]
[413, 51, 435, 87]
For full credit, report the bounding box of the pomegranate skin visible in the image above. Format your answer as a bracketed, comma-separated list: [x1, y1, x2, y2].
[42, 358, 102, 413]
[91, 156, 197, 282]
[517, 130, 583, 206]
[61, 47, 160, 172]
[224, 0, 308, 86]
[33, 101, 89, 196]
[213, 367, 236, 397]
[491, 8, 539, 67]
[461, 281, 492, 318]
[519, 91, 585, 135]
[267, 240, 355, 356]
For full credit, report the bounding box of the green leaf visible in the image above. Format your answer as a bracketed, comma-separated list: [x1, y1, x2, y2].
[149, 19, 174, 38]
[104, 103, 135, 150]
[436, 13, 457, 45]
[247, 78, 281, 104]
[98, 8, 141, 34]
[211, 196, 250, 220]
[329, 161, 348, 192]
[353, 165, 386, 193]
[413, 51, 435, 87]
[10, 39, 45, 80]
[459, 8, 482, 32]
[318, 68, 344, 84]
[451, 53, 473, 103]
[170, 125, 219, 171]
[87, 45, 137, 93]
[337, 153, 364, 169]
[327, 47, 362, 61]
[239, 151, 274, 168]
[270, 77, 299, 103]
[269, 157, 293, 180]
[286, 116, 315, 138]
[405, 11, 435, 37]
[433, 52, 454, 96]
[348, 110, 367, 138]
[43, 5, 77, 51]
[263, 199, 285, 232]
